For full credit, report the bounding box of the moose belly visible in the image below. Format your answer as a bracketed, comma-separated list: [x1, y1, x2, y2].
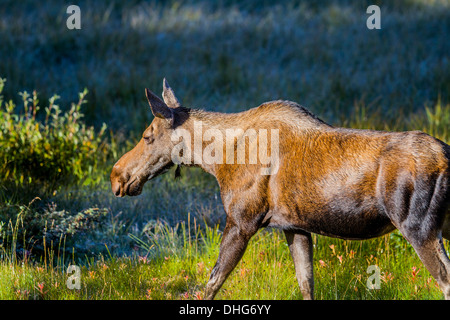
[268, 157, 397, 239]
[268, 200, 396, 240]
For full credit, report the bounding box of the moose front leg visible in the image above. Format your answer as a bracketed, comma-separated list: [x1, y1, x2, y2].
[284, 230, 314, 300]
[204, 219, 257, 300]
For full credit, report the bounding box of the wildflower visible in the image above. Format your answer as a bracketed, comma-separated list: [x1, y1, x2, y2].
[259, 251, 266, 261]
[16, 289, 30, 299]
[240, 267, 249, 278]
[197, 262, 204, 274]
[319, 260, 327, 268]
[381, 272, 394, 283]
[36, 282, 47, 296]
[348, 250, 356, 259]
[337, 255, 343, 264]
[146, 289, 152, 300]
[366, 255, 377, 264]
[411, 266, 420, 282]
[195, 291, 203, 300]
[138, 255, 148, 264]
[329, 245, 336, 255]
[183, 291, 189, 299]
[164, 256, 169, 261]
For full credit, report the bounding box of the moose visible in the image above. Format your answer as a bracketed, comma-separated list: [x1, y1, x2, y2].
[110, 79, 450, 300]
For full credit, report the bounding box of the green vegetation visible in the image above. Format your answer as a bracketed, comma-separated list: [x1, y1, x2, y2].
[0, 219, 445, 300]
[0, 0, 449, 300]
[0, 79, 112, 195]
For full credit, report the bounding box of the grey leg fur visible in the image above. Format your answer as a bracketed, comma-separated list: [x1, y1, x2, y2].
[411, 235, 450, 300]
[284, 230, 314, 300]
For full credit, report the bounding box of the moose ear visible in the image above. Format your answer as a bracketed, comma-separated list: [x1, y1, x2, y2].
[145, 88, 173, 122]
[162, 78, 181, 109]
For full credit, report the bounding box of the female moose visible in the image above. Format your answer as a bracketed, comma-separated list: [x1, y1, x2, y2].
[111, 79, 450, 300]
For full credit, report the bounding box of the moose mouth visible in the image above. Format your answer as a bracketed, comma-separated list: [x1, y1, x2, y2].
[124, 162, 174, 197]
[125, 177, 143, 196]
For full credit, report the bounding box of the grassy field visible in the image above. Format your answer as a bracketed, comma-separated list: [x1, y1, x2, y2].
[0, 218, 446, 300]
[0, 0, 449, 300]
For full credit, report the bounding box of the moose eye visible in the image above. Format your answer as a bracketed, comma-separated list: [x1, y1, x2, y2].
[143, 135, 154, 144]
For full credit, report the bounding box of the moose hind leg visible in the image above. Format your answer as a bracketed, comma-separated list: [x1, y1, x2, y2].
[389, 172, 450, 299]
[397, 204, 450, 299]
[284, 230, 314, 300]
[407, 235, 450, 299]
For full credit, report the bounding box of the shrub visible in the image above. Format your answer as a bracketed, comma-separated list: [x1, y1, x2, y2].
[423, 99, 450, 143]
[409, 98, 450, 144]
[0, 198, 109, 261]
[0, 78, 111, 194]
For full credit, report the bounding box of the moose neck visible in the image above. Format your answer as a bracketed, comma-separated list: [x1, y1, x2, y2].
[178, 109, 243, 177]
[174, 106, 283, 179]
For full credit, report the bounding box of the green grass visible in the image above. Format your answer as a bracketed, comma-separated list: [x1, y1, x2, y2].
[0, 219, 448, 300]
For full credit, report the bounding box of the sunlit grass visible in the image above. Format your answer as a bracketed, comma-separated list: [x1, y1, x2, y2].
[0, 215, 448, 300]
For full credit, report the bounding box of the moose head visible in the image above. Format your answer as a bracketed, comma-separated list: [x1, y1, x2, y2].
[110, 79, 186, 197]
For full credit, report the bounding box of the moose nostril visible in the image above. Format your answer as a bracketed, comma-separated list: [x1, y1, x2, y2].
[111, 180, 122, 197]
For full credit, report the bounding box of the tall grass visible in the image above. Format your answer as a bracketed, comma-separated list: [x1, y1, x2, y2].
[0, 216, 447, 300]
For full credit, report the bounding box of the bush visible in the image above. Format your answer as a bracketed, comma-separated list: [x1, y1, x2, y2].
[0, 198, 109, 260]
[423, 99, 450, 142]
[0, 78, 111, 194]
